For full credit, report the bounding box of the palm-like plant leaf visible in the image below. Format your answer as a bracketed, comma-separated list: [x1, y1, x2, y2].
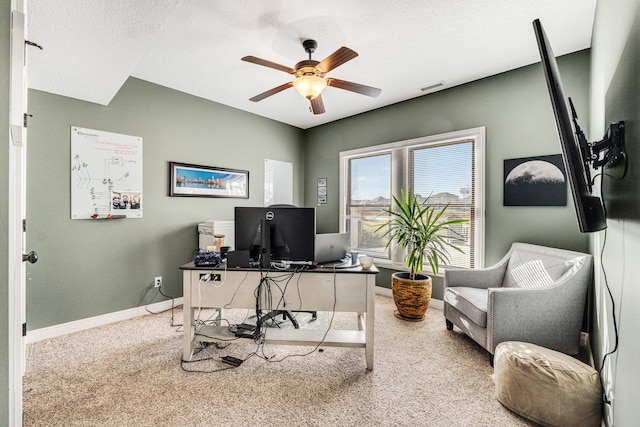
[375, 189, 468, 279]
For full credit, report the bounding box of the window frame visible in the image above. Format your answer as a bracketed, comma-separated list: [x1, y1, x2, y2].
[339, 127, 486, 274]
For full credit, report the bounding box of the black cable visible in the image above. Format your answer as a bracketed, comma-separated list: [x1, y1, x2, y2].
[255, 272, 279, 329]
[597, 175, 619, 379]
[180, 356, 235, 373]
[193, 318, 241, 343]
[143, 283, 183, 327]
[159, 286, 183, 327]
[293, 269, 305, 313]
[143, 287, 162, 313]
[591, 151, 628, 185]
[255, 275, 264, 332]
[267, 271, 294, 315]
[222, 269, 250, 309]
[250, 268, 338, 364]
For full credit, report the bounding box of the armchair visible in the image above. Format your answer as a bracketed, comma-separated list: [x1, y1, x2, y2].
[443, 243, 593, 363]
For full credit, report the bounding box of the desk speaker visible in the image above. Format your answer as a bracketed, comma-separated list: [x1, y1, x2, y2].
[226, 250, 250, 268]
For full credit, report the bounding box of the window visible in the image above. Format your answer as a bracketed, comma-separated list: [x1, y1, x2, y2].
[339, 127, 485, 272]
[346, 153, 392, 259]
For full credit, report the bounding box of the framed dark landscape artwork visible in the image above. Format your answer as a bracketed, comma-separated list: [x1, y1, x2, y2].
[503, 154, 567, 206]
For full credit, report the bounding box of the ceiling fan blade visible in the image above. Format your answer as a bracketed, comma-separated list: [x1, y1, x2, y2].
[249, 82, 294, 102]
[309, 94, 325, 115]
[316, 47, 358, 73]
[327, 78, 382, 98]
[241, 56, 295, 74]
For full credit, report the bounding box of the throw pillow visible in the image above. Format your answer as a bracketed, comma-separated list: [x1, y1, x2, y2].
[509, 259, 553, 288]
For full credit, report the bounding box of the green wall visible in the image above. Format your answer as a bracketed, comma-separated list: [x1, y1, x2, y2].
[304, 51, 592, 296]
[26, 78, 304, 329]
[590, 1, 640, 425]
[25, 49, 592, 324]
[1, 0, 11, 423]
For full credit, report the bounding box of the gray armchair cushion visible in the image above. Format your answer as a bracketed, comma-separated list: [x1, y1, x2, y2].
[444, 287, 488, 327]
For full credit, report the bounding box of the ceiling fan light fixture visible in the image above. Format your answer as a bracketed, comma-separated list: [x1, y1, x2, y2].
[293, 75, 327, 99]
[243, 40, 380, 113]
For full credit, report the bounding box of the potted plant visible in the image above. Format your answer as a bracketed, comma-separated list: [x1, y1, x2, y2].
[376, 189, 467, 321]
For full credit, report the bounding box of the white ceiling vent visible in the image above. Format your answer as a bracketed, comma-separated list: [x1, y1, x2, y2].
[420, 81, 446, 93]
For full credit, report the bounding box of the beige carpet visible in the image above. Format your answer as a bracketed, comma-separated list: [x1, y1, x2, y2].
[23, 295, 539, 426]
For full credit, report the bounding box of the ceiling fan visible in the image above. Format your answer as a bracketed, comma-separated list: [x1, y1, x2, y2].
[242, 39, 381, 114]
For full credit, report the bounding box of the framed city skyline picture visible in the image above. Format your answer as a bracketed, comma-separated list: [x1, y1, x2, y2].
[169, 162, 249, 198]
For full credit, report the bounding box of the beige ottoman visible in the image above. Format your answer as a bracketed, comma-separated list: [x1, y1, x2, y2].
[494, 341, 601, 427]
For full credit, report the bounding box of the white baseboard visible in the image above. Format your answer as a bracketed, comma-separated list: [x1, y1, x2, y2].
[430, 298, 444, 309]
[28, 289, 444, 343]
[375, 286, 444, 309]
[375, 286, 393, 297]
[26, 297, 183, 344]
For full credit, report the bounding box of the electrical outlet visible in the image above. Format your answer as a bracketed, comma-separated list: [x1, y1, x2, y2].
[154, 276, 162, 288]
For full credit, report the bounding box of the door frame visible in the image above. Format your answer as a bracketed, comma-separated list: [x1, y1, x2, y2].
[9, 1, 28, 425]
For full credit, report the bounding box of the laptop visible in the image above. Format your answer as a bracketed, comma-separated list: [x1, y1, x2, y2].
[314, 233, 349, 266]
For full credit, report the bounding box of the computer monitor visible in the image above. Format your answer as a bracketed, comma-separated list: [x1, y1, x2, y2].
[234, 206, 316, 268]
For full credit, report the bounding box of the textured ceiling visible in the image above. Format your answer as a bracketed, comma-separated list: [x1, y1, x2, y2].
[26, 0, 597, 129]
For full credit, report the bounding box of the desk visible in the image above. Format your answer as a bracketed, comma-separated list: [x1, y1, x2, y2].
[180, 262, 378, 370]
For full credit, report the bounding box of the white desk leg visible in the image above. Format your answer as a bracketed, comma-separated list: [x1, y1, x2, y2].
[183, 269, 195, 361]
[365, 275, 375, 371]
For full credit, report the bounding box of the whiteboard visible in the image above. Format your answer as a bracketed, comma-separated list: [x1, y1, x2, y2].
[71, 126, 143, 219]
[264, 159, 293, 206]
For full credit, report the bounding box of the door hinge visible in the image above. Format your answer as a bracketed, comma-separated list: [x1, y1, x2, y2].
[22, 219, 27, 232]
[23, 113, 32, 128]
[22, 323, 27, 337]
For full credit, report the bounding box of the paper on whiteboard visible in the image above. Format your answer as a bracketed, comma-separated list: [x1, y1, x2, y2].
[71, 126, 143, 219]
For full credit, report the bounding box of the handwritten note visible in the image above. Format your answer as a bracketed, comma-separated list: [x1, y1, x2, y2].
[71, 127, 143, 219]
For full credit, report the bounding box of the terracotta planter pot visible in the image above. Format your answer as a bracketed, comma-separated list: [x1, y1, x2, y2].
[391, 271, 432, 321]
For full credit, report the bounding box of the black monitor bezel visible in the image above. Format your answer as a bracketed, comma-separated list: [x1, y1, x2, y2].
[234, 206, 316, 265]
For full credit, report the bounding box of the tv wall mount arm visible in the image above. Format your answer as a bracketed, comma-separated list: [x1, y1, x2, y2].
[590, 121, 626, 170]
[569, 97, 626, 175]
